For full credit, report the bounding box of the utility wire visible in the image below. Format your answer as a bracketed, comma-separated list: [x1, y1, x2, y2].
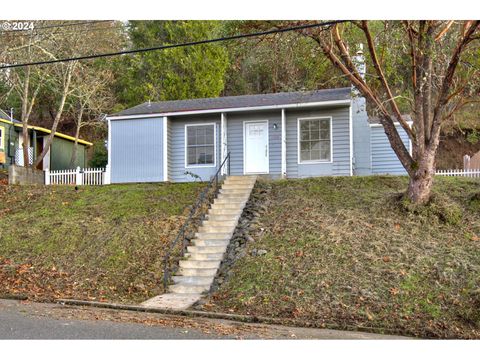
[0, 20, 347, 70]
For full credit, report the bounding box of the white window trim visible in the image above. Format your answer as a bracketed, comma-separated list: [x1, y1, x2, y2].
[297, 116, 333, 164]
[243, 119, 270, 175]
[184, 122, 217, 169]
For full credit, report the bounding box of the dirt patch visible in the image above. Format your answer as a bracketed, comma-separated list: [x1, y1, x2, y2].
[437, 129, 480, 169]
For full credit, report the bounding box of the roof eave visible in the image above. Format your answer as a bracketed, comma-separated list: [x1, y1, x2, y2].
[107, 99, 352, 121]
[0, 118, 93, 146]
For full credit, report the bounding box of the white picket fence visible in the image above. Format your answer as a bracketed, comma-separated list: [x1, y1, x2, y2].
[436, 168, 480, 178]
[45, 165, 110, 185]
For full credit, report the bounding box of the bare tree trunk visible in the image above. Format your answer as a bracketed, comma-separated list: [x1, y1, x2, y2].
[407, 150, 436, 205]
[33, 63, 75, 169]
[21, 68, 31, 167]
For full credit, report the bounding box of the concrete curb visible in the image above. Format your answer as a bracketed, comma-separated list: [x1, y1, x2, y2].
[54, 298, 407, 338]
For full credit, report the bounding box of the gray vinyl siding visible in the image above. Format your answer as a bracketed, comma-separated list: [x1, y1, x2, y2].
[371, 124, 410, 175]
[285, 106, 351, 178]
[110, 117, 164, 183]
[226, 111, 282, 177]
[169, 114, 221, 182]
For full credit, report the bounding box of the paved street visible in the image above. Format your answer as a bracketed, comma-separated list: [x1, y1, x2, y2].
[0, 299, 406, 339]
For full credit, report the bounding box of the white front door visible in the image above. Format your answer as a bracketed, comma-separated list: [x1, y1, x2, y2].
[244, 121, 269, 174]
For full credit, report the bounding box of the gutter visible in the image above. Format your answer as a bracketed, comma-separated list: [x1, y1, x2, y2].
[0, 118, 93, 146]
[107, 99, 352, 121]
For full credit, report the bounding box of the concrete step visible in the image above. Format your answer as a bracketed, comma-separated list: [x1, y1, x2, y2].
[205, 214, 240, 222]
[195, 232, 232, 240]
[193, 239, 230, 247]
[221, 184, 255, 190]
[218, 187, 252, 196]
[220, 182, 254, 188]
[187, 252, 224, 261]
[187, 245, 227, 253]
[169, 284, 209, 294]
[198, 225, 235, 233]
[203, 219, 237, 227]
[141, 293, 201, 310]
[172, 275, 214, 286]
[178, 268, 218, 277]
[218, 189, 251, 194]
[214, 198, 247, 206]
[179, 259, 221, 269]
[198, 221, 235, 233]
[207, 208, 242, 216]
[215, 193, 250, 200]
[210, 203, 245, 210]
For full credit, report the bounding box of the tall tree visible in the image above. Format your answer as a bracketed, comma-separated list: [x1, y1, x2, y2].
[114, 21, 229, 108]
[291, 20, 480, 204]
[221, 21, 348, 96]
[0, 20, 125, 168]
[67, 64, 114, 168]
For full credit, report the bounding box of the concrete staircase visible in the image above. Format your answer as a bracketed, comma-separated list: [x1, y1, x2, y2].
[142, 175, 257, 310]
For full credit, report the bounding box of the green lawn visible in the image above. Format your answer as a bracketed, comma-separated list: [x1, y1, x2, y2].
[205, 176, 480, 339]
[0, 182, 203, 303]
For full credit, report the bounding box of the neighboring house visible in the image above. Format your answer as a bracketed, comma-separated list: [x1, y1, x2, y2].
[105, 88, 412, 183]
[0, 113, 93, 171]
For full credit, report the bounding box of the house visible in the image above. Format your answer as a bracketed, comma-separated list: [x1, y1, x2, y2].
[105, 88, 412, 183]
[0, 112, 93, 171]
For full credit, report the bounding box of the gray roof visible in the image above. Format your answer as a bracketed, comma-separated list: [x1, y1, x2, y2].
[114, 87, 351, 117]
[369, 114, 413, 124]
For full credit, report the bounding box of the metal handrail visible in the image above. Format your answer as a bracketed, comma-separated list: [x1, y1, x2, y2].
[163, 152, 231, 290]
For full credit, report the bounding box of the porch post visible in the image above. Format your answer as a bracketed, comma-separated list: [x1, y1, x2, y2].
[221, 112, 228, 175]
[32, 130, 37, 165]
[281, 109, 286, 178]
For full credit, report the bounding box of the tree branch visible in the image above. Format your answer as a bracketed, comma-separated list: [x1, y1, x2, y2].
[360, 21, 415, 140]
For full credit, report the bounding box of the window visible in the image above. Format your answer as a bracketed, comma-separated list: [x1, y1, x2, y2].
[186, 124, 216, 167]
[298, 117, 331, 162]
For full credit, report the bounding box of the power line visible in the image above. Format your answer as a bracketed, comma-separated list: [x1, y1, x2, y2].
[0, 20, 347, 70]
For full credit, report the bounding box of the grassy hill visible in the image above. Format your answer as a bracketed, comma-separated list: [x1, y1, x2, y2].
[204, 176, 480, 339]
[0, 182, 203, 303]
